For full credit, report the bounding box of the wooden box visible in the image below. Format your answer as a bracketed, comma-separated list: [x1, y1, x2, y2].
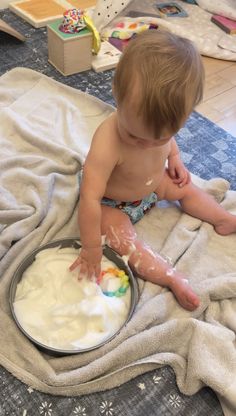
[47, 19, 92, 76]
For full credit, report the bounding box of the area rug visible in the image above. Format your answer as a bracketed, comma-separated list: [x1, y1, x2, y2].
[1, 7, 236, 416]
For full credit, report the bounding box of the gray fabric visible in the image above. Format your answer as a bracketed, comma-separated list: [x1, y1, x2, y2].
[0, 68, 236, 416]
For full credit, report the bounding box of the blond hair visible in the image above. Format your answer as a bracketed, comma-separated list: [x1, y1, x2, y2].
[113, 30, 204, 138]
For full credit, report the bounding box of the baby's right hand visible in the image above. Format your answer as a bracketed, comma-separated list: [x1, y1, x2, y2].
[69, 246, 103, 280]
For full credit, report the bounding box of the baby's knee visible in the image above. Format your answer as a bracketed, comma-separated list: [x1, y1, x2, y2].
[154, 168, 169, 200]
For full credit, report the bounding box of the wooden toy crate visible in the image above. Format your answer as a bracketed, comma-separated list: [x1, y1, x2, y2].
[47, 18, 92, 76]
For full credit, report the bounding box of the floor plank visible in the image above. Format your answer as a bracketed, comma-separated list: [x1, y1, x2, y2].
[197, 57, 236, 137]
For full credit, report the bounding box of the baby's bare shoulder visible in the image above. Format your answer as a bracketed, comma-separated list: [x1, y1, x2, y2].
[93, 112, 118, 144]
[87, 112, 121, 166]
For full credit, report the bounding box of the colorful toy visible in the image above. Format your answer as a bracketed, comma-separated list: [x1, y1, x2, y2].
[59, 9, 86, 33]
[102, 19, 159, 42]
[59, 8, 101, 53]
[97, 267, 130, 297]
[47, 8, 101, 76]
[47, 18, 93, 75]
[83, 13, 101, 54]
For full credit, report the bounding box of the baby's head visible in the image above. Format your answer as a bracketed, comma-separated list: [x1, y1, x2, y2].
[113, 30, 204, 143]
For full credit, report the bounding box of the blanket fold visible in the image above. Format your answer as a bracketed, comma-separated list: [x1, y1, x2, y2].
[0, 68, 236, 416]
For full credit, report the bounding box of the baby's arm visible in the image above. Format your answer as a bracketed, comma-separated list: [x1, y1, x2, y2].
[167, 137, 190, 187]
[76, 173, 103, 279]
[70, 119, 119, 279]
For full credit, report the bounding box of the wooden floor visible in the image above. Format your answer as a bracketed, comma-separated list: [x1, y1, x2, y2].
[196, 57, 236, 137]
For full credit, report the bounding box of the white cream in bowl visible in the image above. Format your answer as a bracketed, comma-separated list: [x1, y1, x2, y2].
[13, 246, 131, 351]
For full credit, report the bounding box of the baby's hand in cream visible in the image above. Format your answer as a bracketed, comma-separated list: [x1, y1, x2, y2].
[69, 246, 102, 280]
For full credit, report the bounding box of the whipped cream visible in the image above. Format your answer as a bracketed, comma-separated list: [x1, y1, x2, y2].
[13, 246, 131, 350]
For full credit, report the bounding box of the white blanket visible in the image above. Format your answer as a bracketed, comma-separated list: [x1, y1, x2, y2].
[105, 0, 236, 60]
[0, 68, 236, 416]
[196, 0, 236, 21]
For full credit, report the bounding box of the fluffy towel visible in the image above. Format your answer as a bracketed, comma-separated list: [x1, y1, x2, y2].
[196, 0, 236, 21]
[0, 68, 236, 416]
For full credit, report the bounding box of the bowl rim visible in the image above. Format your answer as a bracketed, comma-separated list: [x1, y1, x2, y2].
[9, 237, 139, 356]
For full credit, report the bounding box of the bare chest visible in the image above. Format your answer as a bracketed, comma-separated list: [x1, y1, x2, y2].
[105, 144, 170, 201]
[119, 145, 168, 180]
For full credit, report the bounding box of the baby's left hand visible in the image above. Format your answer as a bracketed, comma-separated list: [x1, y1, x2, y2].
[168, 154, 191, 187]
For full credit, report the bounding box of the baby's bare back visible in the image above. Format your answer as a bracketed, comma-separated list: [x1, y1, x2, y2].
[103, 114, 170, 201]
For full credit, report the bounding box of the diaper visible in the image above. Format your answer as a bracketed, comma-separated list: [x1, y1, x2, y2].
[78, 169, 158, 224]
[101, 194, 158, 224]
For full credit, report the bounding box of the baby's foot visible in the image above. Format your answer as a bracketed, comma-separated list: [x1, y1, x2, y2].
[169, 272, 200, 311]
[214, 213, 236, 236]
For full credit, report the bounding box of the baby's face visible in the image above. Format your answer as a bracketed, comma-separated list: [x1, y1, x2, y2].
[116, 104, 172, 149]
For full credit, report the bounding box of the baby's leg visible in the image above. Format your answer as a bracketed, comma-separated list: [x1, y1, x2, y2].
[156, 169, 236, 235]
[101, 205, 200, 311]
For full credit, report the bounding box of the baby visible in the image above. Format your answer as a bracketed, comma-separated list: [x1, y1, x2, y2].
[70, 30, 236, 311]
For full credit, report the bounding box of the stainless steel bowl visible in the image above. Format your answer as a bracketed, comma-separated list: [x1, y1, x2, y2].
[9, 238, 138, 356]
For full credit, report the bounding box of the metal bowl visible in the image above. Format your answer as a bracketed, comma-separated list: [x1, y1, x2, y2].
[9, 238, 138, 356]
